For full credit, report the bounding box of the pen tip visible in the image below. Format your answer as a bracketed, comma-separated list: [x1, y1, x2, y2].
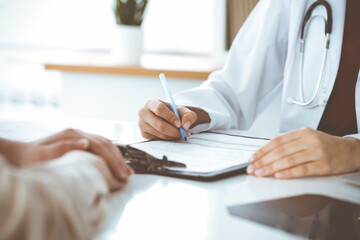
[184, 137, 187, 142]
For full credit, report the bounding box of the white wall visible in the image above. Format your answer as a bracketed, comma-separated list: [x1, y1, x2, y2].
[61, 73, 202, 122]
[61, 72, 281, 135]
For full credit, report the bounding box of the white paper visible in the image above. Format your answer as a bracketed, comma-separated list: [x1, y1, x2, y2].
[130, 132, 269, 173]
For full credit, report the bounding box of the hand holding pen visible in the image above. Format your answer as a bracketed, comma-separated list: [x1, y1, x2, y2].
[137, 74, 198, 141]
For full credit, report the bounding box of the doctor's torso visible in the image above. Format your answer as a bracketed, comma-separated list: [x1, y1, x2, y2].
[175, 0, 359, 137]
[281, 0, 349, 133]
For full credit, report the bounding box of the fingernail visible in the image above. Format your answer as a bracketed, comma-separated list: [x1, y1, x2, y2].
[254, 168, 264, 176]
[118, 165, 128, 178]
[75, 139, 89, 149]
[248, 155, 255, 163]
[174, 120, 181, 128]
[183, 121, 191, 130]
[186, 131, 191, 137]
[275, 172, 283, 178]
[246, 164, 254, 174]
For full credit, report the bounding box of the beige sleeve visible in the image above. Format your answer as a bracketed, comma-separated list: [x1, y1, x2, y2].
[0, 151, 110, 240]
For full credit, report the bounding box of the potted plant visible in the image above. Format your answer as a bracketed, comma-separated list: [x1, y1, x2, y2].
[113, 0, 148, 65]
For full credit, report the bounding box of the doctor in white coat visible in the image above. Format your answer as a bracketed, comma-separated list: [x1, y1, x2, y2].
[138, 0, 360, 179]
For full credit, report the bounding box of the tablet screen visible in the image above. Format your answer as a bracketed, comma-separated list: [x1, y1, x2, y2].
[228, 194, 360, 240]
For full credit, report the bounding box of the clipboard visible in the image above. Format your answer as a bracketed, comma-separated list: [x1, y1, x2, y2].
[117, 131, 269, 182]
[117, 144, 248, 181]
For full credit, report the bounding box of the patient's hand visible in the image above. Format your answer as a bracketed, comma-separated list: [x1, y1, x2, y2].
[247, 128, 360, 179]
[64, 150, 129, 190]
[0, 129, 132, 182]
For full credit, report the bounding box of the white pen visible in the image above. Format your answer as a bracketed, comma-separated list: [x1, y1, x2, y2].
[159, 73, 187, 141]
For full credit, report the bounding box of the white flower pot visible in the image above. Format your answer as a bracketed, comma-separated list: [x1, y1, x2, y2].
[112, 25, 143, 65]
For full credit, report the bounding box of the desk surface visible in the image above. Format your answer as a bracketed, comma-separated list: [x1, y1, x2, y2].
[0, 118, 359, 240]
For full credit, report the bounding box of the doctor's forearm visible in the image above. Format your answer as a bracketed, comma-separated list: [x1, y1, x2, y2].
[187, 106, 211, 127]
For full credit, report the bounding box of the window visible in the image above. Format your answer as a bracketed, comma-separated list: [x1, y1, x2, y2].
[0, 0, 224, 56]
[143, 0, 213, 55]
[0, 0, 228, 118]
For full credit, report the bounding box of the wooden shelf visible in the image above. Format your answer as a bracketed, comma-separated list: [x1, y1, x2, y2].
[6, 50, 219, 80]
[45, 64, 212, 80]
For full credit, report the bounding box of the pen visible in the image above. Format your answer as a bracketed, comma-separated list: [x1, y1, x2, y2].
[159, 73, 188, 142]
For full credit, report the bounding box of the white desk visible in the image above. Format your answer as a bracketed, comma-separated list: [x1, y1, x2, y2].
[0, 118, 359, 240]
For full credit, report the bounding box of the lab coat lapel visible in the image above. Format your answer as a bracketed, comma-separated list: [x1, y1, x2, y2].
[321, 0, 346, 106]
[356, 71, 360, 132]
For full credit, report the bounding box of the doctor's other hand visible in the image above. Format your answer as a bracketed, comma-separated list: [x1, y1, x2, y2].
[247, 128, 360, 179]
[138, 99, 210, 140]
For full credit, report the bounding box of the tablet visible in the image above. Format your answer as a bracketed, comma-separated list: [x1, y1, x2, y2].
[228, 194, 360, 240]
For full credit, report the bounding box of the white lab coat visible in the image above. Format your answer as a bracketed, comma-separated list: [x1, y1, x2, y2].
[174, 0, 360, 138]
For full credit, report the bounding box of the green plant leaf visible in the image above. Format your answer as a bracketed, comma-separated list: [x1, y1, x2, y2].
[115, 0, 148, 26]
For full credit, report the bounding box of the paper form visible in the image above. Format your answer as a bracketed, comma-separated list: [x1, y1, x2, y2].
[130, 132, 269, 173]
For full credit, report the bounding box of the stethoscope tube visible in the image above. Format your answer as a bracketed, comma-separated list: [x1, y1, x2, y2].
[287, 0, 333, 108]
[300, 0, 333, 38]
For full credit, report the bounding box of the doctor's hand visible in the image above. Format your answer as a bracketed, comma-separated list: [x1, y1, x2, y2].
[247, 128, 360, 179]
[138, 99, 196, 140]
[138, 99, 210, 140]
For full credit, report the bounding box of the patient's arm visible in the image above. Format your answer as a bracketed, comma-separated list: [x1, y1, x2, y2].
[0, 129, 132, 183]
[0, 151, 125, 240]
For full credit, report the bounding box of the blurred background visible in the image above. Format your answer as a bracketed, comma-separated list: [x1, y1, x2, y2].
[0, 0, 266, 127]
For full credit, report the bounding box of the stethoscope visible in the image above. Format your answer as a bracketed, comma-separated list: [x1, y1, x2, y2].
[287, 0, 333, 107]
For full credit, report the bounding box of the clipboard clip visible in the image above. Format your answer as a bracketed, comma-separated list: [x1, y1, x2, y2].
[117, 144, 186, 172]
